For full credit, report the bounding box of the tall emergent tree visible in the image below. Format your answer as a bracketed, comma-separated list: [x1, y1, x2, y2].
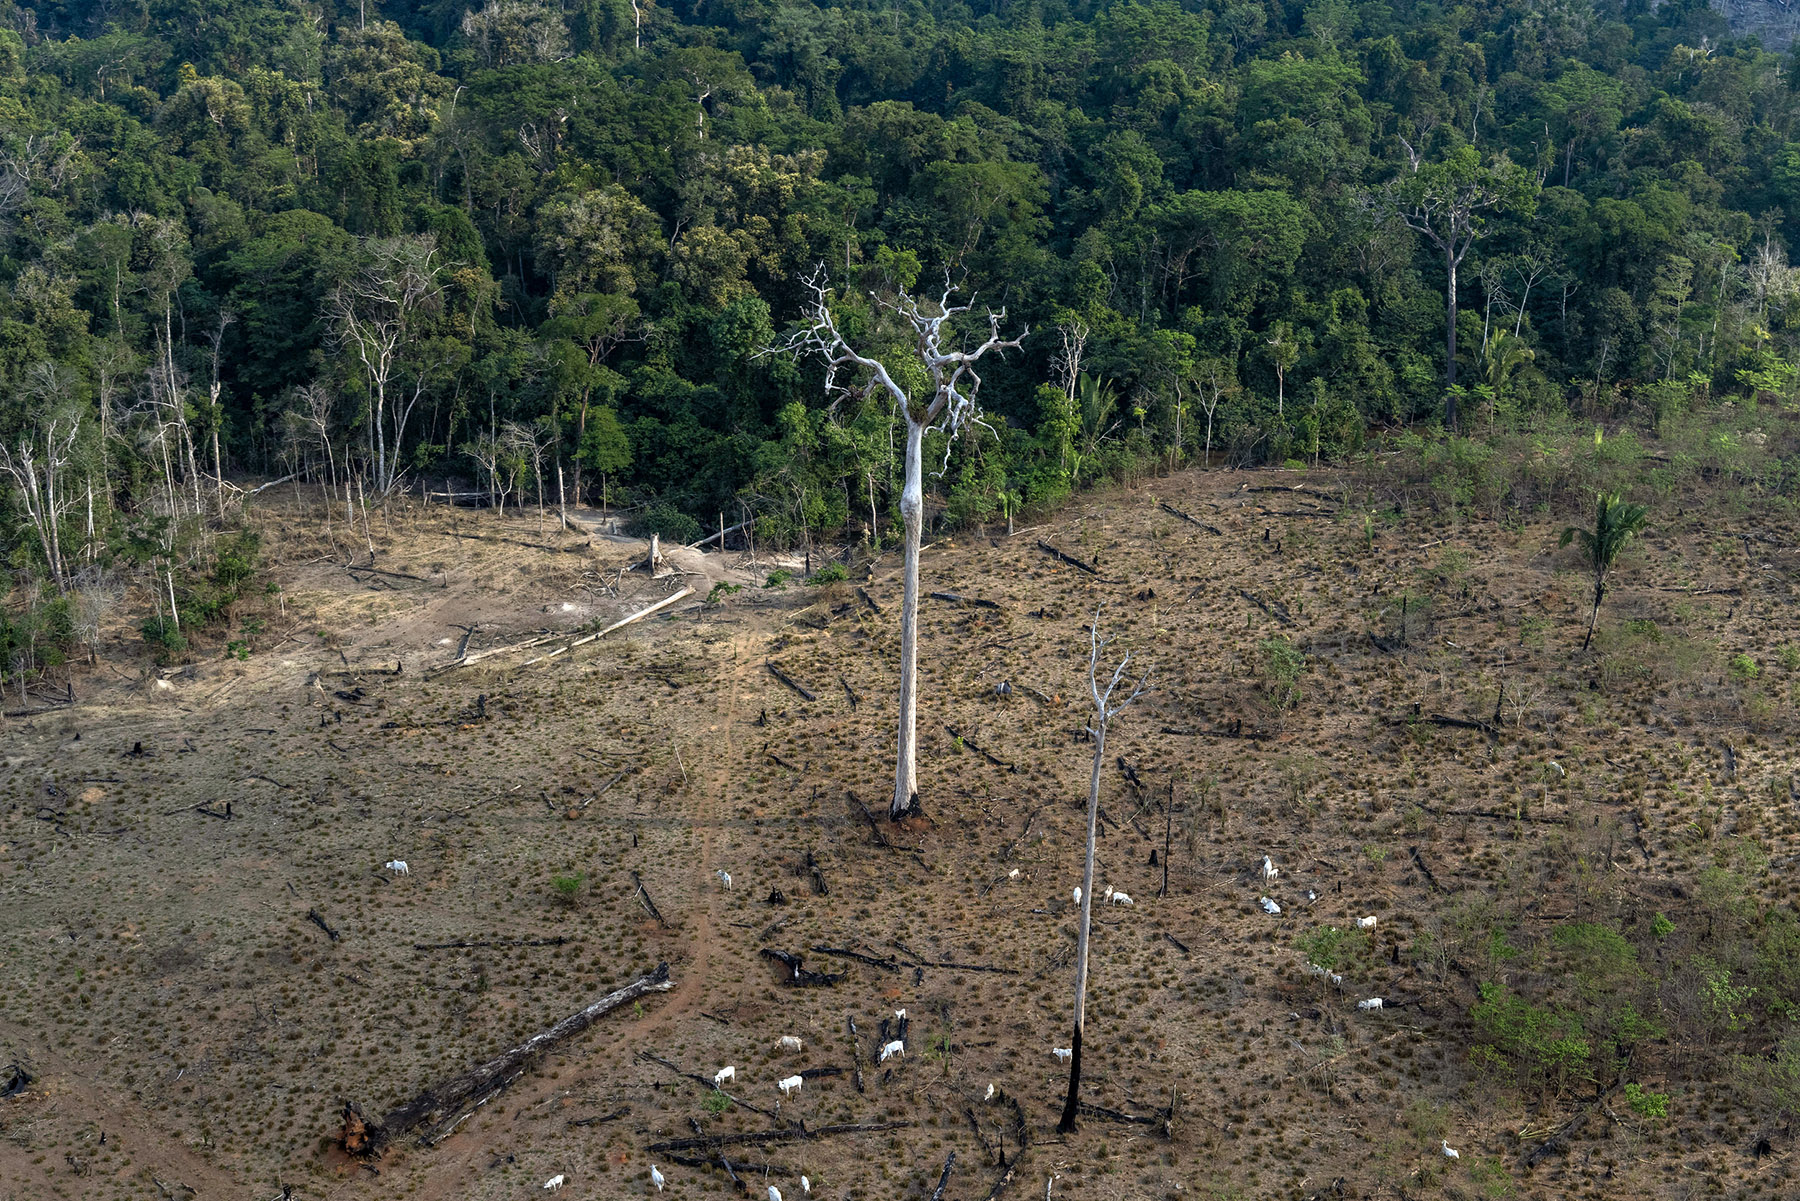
[1379, 145, 1535, 427]
[1059, 610, 1150, 1134]
[1560, 492, 1649, 651]
[781, 269, 1026, 818]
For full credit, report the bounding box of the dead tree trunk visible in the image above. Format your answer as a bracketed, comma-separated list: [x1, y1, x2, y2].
[776, 270, 1025, 821]
[1058, 613, 1149, 1134]
[340, 962, 672, 1155]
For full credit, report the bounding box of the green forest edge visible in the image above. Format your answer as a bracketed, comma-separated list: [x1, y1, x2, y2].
[4, 0, 1800, 1154]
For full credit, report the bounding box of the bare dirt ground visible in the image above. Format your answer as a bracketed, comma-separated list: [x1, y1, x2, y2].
[3, 468, 1798, 1201]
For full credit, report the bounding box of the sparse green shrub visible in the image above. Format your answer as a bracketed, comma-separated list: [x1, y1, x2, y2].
[764, 569, 792, 589]
[1258, 636, 1304, 714]
[808, 563, 848, 585]
[706, 582, 744, 604]
[1729, 653, 1760, 682]
[140, 616, 187, 664]
[702, 1090, 732, 1115]
[1297, 926, 1348, 971]
[1623, 1081, 1668, 1120]
[550, 872, 586, 907]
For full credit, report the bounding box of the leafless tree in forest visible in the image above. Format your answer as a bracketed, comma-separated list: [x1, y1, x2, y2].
[778, 268, 1026, 818]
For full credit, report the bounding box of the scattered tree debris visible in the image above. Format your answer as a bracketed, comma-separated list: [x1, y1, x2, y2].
[1036, 541, 1099, 575]
[766, 661, 817, 700]
[631, 870, 670, 927]
[413, 937, 571, 951]
[760, 947, 843, 987]
[1156, 501, 1222, 534]
[340, 963, 672, 1156]
[946, 725, 1014, 770]
[645, 1121, 913, 1154]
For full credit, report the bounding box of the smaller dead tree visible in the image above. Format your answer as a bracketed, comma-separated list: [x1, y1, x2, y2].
[1059, 610, 1150, 1134]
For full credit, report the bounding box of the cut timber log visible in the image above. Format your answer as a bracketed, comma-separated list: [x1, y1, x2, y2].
[1036, 541, 1099, 576]
[645, 1121, 912, 1153]
[1157, 501, 1223, 535]
[854, 586, 883, 615]
[930, 1152, 956, 1201]
[1238, 589, 1294, 627]
[945, 725, 1014, 771]
[340, 962, 672, 1156]
[631, 871, 670, 927]
[766, 661, 817, 700]
[761, 947, 843, 987]
[426, 630, 564, 676]
[520, 587, 696, 667]
[930, 591, 1004, 610]
[687, 519, 750, 550]
[413, 937, 570, 951]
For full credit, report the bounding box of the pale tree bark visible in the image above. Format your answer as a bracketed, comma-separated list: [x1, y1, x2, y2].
[779, 269, 1026, 818]
[206, 311, 235, 521]
[1059, 610, 1150, 1134]
[329, 236, 445, 494]
[0, 405, 82, 594]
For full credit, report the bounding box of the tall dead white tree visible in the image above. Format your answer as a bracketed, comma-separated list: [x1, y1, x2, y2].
[1059, 610, 1150, 1134]
[779, 269, 1026, 818]
[0, 403, 82, 594]
[329, 235, 445, 494]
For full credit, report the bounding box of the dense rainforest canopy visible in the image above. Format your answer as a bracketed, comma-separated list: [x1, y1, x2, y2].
[2, 0, 1799, 664]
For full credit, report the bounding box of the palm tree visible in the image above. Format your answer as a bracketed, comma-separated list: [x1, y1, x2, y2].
[1482, 330, 1535, 432]
[1560, 492, 1649, 651]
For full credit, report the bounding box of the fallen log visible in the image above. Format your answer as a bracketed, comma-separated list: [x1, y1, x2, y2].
[413, 937, 571, 951]
[1036, 541, 1099, 576]
[946, 725, 1014, 771]
[930, 1151, 956, 1201]
[930, 591, 1004, 610]
[636, 1051, 784, 1119]
[840, 674, 859, 709]
[631, 871, 670, 927]
[855, 586, 883, 615]
[1239, 589, 1294, 627]
[1408, 845, 1442, 892]
[761, 947, 843, 987]
[811, 945, 902, 972]
[662, 1152, 796, 1178]
[646, 1121, 912, 1153]
[980, 1153, 1021, 1201]
[522, 587, 696, 666]
[567, 1105, 631, 1127]
[687, 519, 751, 550]
[426, 630, 564, 676]
[1238, 484, 1342, 504]
[306, 908, 339, 941]
[1157, 502, 1222, 535]
[1078, 1101, 1164, 1127]
[848, 1016, 866, 1093]
[767, 661, 817, 701]
[340, 962, 672, 1156]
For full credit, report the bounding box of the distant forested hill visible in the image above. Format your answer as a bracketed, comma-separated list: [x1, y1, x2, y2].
[0, 0, 1795, 561]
